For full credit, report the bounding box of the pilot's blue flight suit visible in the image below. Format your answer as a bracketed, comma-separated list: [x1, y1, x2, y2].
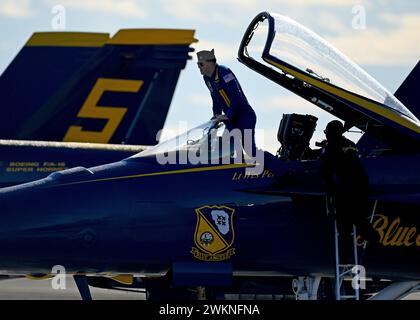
[203, 64, 257, 157]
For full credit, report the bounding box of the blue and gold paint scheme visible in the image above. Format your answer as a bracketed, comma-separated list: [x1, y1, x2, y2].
[371, 214, 420, 248]
[192, 205, 236, 261]
[1, 15, 420, 298]
[0, 28, 197, 187]
[238, 12, 420, 149]
[0, 140, 144, 188]
[0, 120, 420, 293]
[0, 29, 197, 145]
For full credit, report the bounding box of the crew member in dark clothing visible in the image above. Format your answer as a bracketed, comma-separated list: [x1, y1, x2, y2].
[320, 120, 374, 252]
[197, 49, 257, 158]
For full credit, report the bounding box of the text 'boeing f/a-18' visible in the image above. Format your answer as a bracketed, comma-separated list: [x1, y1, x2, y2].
[1, 12, 419, 300]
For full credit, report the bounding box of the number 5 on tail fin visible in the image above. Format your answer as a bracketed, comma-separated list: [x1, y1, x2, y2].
[0, 29, 197, 145]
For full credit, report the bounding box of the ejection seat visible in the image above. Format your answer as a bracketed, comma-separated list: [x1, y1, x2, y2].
[277, 113, 318, 161]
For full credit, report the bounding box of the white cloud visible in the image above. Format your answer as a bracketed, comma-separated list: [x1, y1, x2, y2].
[44, 0, 146, 19]
[0, 0, 35, 18]
[253, 95, 328, 117]
[161, 1, 419, 68]
[162, 0, 203, 21]
[192, 40, 238, 63]
[187, 93, 212, 107]
[162, 0, 367, 21]
[313, 12, 350, 34]
[0, 42, 12, 52]
[163, 0, 361, 21]
[162, 0, 243, 28]
[273, 0, 364, 6]
[325, 14, 420, 66]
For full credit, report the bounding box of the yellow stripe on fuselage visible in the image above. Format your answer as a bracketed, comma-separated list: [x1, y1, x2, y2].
[61, 163, 253, 187]
[110, 275, 134, 285]
[264, 58, 420, 134]
[107, 29, 197, 45]
[26, 274, 54, 280]
[26, 32, 109, 47]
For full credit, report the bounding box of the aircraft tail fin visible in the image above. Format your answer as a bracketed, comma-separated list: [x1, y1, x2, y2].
[0, 29, 197, 145]
[394, 61, 420, 119]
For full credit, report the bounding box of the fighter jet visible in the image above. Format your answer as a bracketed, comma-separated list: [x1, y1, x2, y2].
[0, 12, 419, 300]
[0, 29, 197, 187]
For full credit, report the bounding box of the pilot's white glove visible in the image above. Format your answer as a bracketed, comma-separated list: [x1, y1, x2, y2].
[214, 114, 229, 122]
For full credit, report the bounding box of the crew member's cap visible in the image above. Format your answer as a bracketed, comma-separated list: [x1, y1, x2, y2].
[197, 49, 216, 62]
[324, 120, 344, 135]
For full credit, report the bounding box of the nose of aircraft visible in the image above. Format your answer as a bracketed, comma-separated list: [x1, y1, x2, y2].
[0, 177, 129, 272]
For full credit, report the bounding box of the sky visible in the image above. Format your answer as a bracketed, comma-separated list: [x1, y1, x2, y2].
[0, 0, 419, 153]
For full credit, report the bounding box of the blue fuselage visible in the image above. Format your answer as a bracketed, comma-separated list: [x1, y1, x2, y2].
[0, 153, 419, 281]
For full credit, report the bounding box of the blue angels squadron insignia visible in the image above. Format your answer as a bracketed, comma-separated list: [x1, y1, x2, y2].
[191, 205, 236, 261]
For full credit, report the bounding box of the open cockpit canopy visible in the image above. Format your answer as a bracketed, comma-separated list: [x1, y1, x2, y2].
[129, 120, 237, 162]
[238, 12, 420, 149]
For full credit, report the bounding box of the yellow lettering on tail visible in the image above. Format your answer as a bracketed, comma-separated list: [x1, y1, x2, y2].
[64, 78, 143, 143]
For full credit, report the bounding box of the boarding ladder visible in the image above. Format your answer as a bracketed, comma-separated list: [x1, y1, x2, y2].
[326, 196, 361, 300]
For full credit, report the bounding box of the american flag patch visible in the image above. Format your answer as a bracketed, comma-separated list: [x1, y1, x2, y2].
[223, 73, 235, 83]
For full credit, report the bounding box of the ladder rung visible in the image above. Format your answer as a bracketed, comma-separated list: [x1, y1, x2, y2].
[339, 270, 356, 274]
[331, 203, 361, 301]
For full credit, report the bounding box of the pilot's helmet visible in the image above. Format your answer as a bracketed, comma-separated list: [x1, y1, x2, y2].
[324, 120, 344, 136]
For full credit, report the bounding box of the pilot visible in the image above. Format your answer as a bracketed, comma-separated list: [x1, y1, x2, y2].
[197, 49, 257, 158]
[320, 120, 375, 255]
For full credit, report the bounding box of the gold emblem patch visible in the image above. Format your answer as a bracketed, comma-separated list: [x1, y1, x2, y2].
[191, 205, 236, 261]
